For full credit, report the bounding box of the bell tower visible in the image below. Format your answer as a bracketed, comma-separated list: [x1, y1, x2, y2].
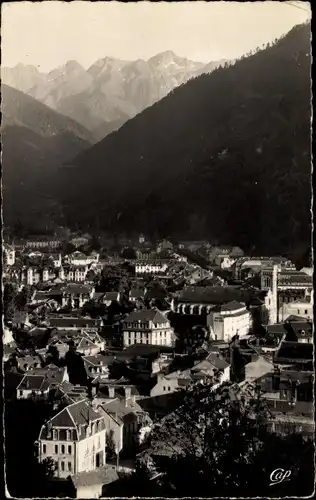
[271, 264, 278, 324]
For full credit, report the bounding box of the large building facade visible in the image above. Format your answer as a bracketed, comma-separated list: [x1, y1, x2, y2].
[122, 310, 175, 347]
[207, 301, 251, 342]
[260, 267, 313, 324]
[38, 400, 106, 478]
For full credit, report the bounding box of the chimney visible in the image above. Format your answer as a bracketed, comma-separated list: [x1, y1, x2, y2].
[124, 386, 131, 405]
[108, 386, 115, 399]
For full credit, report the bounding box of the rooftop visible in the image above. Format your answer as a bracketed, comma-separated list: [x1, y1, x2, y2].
[17, 374, 51, 392]
[69, 465, 118, 489]
[124, 309, 168, 324]
[278, 271, 312, 286]
[47, 316, 100, 328]
[275, 341, 313, 362]
[178, 286, 255, 305]
[50, 399, 102, 428]
[104, 292, 120, 301]
[99, 397, 144, 421]
[117, 344, 174, 360]
[83, 354, 114, 366]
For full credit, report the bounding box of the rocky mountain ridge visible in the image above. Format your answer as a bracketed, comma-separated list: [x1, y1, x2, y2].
[2, 52, 228, 138]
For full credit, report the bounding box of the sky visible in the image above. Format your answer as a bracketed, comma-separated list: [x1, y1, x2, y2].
[2, 1, 311, 72]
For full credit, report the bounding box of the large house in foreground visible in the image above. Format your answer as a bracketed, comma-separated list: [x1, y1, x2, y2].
[38, 400, 106, 478]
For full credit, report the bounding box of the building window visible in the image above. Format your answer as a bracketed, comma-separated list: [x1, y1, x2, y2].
[55, 445, 58, 454]
[297, 310, 300, 315]
[43, 444, 46, 454]
[61, 461, 65, 471]
[168, 386, 171, 391]
[19, 390, 23, 397]
[305, 310, 308, 315]
[61, 445, 65, 454]
[68, 445, 72, 454]
[68, 462, 72, 472]
[163, 386, 166, 391]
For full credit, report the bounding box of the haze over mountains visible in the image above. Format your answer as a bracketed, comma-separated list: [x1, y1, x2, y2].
[2, 52, 227, 140]
[61, 23, 311, 263]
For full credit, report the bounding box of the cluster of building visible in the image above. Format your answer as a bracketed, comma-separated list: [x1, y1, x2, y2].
[3, 235, 313, 497]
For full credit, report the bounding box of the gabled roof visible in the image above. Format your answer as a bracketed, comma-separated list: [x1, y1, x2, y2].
[124, 309, 168, 324]
[47, 316, 99, 328]
[50, 399, 102, 428]
[221, 300, 245, 312]
[104, 292, 120, 301]
[69, 465, 118, 489]
[285, 315, 311, 323]
[50, 407, 78, 428]
[165, 368, 192, 380]
[17, 374, 51, 392]
[206, 352, 230, 370]
[83, 354, 114, 367]
[100, 397, 144, 421]
[68, 399, 103, 425]
[62, 284, 91, 294]
[77, 337, 98, 349]
[27, 365, 66, 384]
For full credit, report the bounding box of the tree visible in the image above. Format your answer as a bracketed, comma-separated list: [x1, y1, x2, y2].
[90, 234, 101, 251]
[4, 283, 17, 323]
[121, 247, 137, 260]
[46, 344, 60, 366]
[138, 381, 314, 497]
[15, 285, 32, 310]
[62, 242, 76, 255]
[252, 305, 269, 336]
[40, 457, 58, 477]
[144, 382, 267, 496]
[64, 342, 88, 386]
[175, 324, 210, 354]
[106, 430, 117, 460]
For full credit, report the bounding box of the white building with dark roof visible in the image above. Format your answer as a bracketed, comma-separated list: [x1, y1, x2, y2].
[207, 301, 251, 342]
[38, 399, 106, 478]
[17, 375, 51, 399]
[122, 309, 175, 347]
[83, 355, 113, 379]
[66, 251, 99, 266]
[97, 391, 152, 454]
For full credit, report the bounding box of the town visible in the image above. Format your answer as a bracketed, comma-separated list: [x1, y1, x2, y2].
[3, 231, 314, 497]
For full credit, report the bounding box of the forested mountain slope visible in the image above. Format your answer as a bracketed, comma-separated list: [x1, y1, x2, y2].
[2, 84, 93, 229]
[63, 23, 311, 262]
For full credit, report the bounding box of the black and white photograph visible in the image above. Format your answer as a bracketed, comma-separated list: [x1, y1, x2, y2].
[1, 1, 314, 498]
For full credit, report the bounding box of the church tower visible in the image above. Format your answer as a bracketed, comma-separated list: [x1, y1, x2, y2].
[271, 264, 278, 324]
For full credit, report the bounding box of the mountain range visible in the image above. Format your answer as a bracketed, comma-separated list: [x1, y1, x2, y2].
[2, 52, 228, 139]
[60, 23, 311, 264]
